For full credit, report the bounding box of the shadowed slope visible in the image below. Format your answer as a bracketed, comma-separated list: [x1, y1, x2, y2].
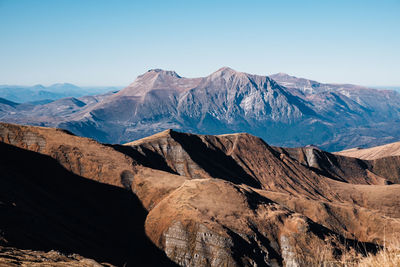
[123, 129, 400, 243]
[368, 156, 400, 184]
[125, 130, 392, 200]
[0, 141, 176, 266]
[335, 141, 400, 184]
[273, 145, 390, 185]
[2, 122, 400, 266]
[125, 130, 262, 188]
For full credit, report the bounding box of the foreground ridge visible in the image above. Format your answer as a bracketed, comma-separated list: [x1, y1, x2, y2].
[1, 122, 399, 266]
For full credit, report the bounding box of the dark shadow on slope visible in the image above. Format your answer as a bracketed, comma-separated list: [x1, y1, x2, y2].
[306, 217, 380, 257]
[226, 227, 283, 266]
[271, 146, 390, 185]
[170, 131, 262, 188]
[369, 156, 400, 184]
[0, 142, 177, 267]
[0, 97, 19, 107]
[58, 119, 111, 144]
[110, 144, 179, 175]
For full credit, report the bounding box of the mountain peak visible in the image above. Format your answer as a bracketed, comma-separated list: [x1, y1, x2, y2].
[49, 83, 80, 89]
[116, 68, 197, 97]
[124, 128, 178, 146]
[208, 67, 247, 81]
[147, 69, 181, 78]
[271, 72, 290, 77]
[217, 66, 236, 71]
[214, 66, 238, 74]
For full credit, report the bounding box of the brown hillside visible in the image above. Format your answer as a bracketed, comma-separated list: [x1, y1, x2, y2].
[0, 122, 136, 187]
[0, 141, 176, 266]
[123, 129, 400, 265]
[335, 141, 400, 184]
[2, 122, 400, 266]
[336, 141, 400, 160]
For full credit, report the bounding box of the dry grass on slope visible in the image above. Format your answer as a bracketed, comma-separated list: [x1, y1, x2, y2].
[336, 141, 400, 160]
[357, 237, 400, 267]
[297, 238, 400, 267]
[0, 122, 136, 188]
[357, 245, 400, 267]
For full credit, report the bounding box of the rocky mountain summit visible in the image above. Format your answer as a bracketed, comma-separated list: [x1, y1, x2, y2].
[1, 67, 400, 151]
[1, 122, 400, 266]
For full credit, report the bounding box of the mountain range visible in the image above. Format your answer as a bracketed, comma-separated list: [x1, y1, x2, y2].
[1, 67, 400, 151]
[1, 122, 400, 266]
[0, 83, 121, 104]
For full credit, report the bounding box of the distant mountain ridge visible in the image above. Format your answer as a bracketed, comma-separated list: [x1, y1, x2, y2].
[0, 83, 122, 103]
[1, 67, 400, 151]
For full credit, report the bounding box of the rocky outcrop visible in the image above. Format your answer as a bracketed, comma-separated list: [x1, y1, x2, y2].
[162, 222, 236, 267]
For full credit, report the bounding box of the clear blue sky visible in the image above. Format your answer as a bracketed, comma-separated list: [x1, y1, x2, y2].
[0, 0, 399, 86]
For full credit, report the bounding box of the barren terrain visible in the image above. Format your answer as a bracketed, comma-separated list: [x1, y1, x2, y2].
[1, 122, 399, 266]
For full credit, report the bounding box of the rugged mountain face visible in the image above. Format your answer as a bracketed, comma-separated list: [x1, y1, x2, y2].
[1, 123, 400, 265]
[56, 67, 319, 145]
[2, 68, 400, 151]
[270, 73, 400, 148]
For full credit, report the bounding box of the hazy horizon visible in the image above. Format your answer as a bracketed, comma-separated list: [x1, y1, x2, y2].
[1, 68, 400, 89]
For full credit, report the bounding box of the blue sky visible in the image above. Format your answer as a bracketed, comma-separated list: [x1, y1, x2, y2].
[0, 0, 399, 86]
